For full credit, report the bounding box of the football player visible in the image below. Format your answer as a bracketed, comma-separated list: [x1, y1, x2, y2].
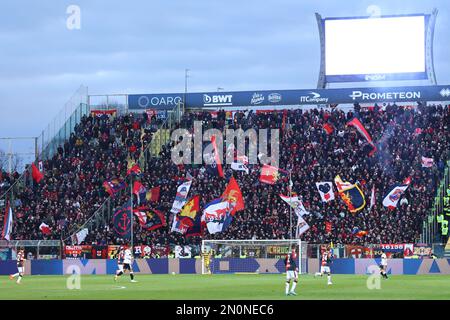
[202, 249, 212, 274]
[315, 246, 333, 285]
[284, 246, 299, 296]
[114, 246, 137, 282]
[9, 247, 26, 284]
[379, 251, 388, 279]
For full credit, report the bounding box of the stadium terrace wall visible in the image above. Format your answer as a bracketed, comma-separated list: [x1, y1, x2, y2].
[1, 259, 449, 275]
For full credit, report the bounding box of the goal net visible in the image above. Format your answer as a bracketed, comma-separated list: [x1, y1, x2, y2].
[201, 239, 307, 275]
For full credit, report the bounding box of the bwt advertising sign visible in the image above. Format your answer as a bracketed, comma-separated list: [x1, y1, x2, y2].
[127, 85, 450, 109]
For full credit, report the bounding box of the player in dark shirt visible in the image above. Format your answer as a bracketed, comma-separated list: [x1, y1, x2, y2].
[284, 246, 299, 296]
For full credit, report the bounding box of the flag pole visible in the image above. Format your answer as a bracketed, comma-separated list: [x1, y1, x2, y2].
[289, 170, 292, 240]
[130, 174, 134, 251]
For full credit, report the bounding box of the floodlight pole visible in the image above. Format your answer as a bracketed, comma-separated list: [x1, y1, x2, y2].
[184, 69, 190, 112]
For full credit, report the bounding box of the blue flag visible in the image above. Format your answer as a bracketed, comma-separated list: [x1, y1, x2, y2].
[113, 201, 132, 239]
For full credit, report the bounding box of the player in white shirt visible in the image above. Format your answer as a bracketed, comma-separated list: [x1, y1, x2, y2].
[114, 247, 138, 282]
[379, 252, 388, 279]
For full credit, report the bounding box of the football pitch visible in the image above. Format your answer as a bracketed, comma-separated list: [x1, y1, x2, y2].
[1, 274, 450, 300]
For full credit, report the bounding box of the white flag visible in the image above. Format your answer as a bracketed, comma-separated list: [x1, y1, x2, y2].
[75, 228, 89, 244]
[382, 185, 409, 209]
[279, 194, 310, 217]
[369, 185, 376, 210]
[231, 162, 249, 174]
[316, 182, 335, 202]
[296, 216, 310, 238]
[2, 204, 13, 241]
[170, 180, 192, 214]
[421, 156, 434, 168]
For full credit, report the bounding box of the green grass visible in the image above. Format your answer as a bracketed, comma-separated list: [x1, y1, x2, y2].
[1, 274, 450, 300]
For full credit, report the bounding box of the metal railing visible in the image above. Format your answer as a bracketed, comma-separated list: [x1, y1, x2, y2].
[0, 86, 89, 210]
[421, 160, 450, 244]
[64, 103, 183, 244]
[0, 240, 62, 259]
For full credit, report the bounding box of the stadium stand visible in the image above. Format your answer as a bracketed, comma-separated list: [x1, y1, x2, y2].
[1, 103, 449, 249]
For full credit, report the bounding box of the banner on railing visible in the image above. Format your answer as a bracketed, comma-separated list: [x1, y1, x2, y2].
[91, 109, 117, 117]
[64, 245, 92, 259]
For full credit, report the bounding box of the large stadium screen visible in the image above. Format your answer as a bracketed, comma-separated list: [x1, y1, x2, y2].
[324, 14, 427, 82]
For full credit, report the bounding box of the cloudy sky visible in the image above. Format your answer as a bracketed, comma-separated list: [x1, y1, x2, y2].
[0, 0, 449, 145]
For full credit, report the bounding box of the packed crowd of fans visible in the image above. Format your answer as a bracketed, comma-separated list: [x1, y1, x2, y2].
[1, 112, 153, 241]
[1, 103, 449, 247]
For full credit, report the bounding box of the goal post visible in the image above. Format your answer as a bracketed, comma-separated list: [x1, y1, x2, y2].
[201, 239, 307, 275]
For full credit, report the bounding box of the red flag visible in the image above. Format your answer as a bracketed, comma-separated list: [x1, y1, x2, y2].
[133, 180, 145, 195]
[323, 123, 334, 135]
[347, 118, 377, 156]
[403, 176, 412, 185]
[146, 186, 161, 203]
[39, 222, 52, 235]
[31, 163, 44, 183]
[127, 163, 142, 175]
[211, 135, 224, 178]
[221, 177, 245, 215]
[325, 221, 332, 234]
[259, 165, 287, 184]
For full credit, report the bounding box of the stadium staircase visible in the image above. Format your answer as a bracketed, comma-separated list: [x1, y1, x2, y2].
[149, 128, 171, 157]
[426, 160, 450, 257]
[66, 103, 183, 242]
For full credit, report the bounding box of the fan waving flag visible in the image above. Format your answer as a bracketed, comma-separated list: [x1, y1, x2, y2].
[316, 182, 335, 202]
[221, 177, 245, 215]
[259, 165, 288, 185]
[171, 195, 200, 234]
[132, 180, 147, 205]
[31, 163, 44, 183]
[170, 180, 192, 214]
[74, 228, 88, 244]
[323, 123, 334, 135]
[207, 135, 224, 178]
[186, 211, 204, 238]
[127, 162, 142, 176]
[296, 216, 310, 238]
[113, 201, 132, 239]
[203, 198, 232, 234]
[369, 185, 376, 210]
[347, 118, 377, 156]
[134, 207, 166, 231]
[382, 179, 411, 210]
[103, 178, 127, 197]
[334, 175, 366, 213]
[2, 202, 13, 241]
[39, 222, 52, 235]
[280, 193, 310, 217]
[421, 156, 434, 168]
[146, 186, 161, 203]
[231, 162, 249, 174]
